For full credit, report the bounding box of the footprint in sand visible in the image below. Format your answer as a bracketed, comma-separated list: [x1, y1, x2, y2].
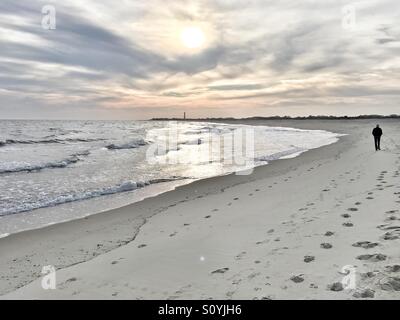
[380, 277, 400, 291]
[204, 215, 211, 219]
[248, 272, 261, 280]
[290, 275, 304, 283]
[341, 213, 351, 218]
[353, 289, 375, 298]
[320, 243, 333, 249]
[356, 253, 387, 262]
[325, 231, 335, 236]
[378, 225, 400, 231]
[347, 208, 358, 212]
[366, 197, 374, 200]
[138, 244, 147, 248]
[355, 202, 362, 206]
[169, 232, 177, 237]
[304, 255, 315, 263]
[382, 229, 400, 240]
[212, 209, 219, 212]
[235, 251, 247, 260]
[211, 268, 229, 274]
[328, 282, 344, 292]
[377, 224, 388, 230]
[343, 222, 354, 227]
[233, 197, 239, 201]
[352, 241, 379, 249]
[385, 265, 400, 273]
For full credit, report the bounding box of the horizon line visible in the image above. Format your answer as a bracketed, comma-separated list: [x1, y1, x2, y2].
[1, 114, 400, 121]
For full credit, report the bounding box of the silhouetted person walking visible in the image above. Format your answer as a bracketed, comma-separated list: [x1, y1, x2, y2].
[372, 124, 382, 151]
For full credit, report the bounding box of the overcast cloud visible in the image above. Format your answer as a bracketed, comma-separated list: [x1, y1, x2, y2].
[0, 0, 399, 119]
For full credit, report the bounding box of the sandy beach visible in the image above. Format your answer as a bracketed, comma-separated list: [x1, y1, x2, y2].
[1, 119, 400, 300]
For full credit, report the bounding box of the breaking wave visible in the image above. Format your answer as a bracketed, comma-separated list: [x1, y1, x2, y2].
[0, 138, 103, 147]
[0, 151, 90, 174]
[106, 139, 149, 150]
[0, 176, 187, 216]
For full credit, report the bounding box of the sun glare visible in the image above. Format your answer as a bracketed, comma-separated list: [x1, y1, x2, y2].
[180, 26, 205, 49]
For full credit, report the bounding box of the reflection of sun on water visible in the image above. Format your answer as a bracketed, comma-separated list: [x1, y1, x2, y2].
[180, 26, 205, 49]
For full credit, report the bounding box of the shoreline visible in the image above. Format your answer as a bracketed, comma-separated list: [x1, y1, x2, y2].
[1, 119, 399, 299]
[0, 121, 340, 237]
[0, 178, 194, 237]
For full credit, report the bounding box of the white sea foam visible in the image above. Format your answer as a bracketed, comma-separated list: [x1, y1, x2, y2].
[105, 138, 149, 150]
[0, 176, 187, 216]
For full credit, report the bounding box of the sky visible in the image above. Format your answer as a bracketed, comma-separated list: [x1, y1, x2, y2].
[0, 0, 399, 120]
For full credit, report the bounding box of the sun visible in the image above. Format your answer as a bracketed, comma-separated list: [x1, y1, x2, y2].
[180, 26, 205, 49]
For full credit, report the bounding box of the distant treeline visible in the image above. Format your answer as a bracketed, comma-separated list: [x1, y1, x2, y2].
[151, 114, 400, 121]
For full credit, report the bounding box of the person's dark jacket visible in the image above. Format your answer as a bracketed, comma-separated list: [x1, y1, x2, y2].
[372, 127, 383, 137]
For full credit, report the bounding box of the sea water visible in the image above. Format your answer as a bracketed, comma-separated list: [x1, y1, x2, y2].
[0, 120, 341, 235]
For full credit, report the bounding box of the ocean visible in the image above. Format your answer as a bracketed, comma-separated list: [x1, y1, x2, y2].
[0, 120, 341, 235]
